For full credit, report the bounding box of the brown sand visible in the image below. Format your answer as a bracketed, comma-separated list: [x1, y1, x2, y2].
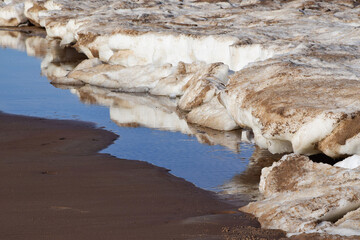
[0, 112, 286, 239]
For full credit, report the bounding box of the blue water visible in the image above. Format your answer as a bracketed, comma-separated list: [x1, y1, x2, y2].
[0, 46, 254, 191]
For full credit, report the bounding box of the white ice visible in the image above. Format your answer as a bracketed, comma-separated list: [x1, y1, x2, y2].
[335, 155, 360, 170]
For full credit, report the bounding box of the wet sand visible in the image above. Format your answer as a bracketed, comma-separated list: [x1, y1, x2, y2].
[0, 112, 286, 239]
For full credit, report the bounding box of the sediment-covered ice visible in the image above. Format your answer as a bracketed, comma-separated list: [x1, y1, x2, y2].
[0, 0, 27, 26]
[241, 154, 360, 235]
[223, 49, 360, 157]
[333, 208, 360, 234]
[1, 0, 360, 157]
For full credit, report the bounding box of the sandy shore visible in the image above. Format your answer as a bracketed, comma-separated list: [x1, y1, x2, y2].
[0, 112, 286, 239]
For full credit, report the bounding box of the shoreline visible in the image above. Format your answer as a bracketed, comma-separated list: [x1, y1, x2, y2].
[1, 0, 360, 237]
[0, 111, 286, 239]
[4, 0, 359, 158]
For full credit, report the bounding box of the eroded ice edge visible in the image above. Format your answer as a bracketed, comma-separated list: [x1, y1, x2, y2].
[2, 0, 360, 238]
[0, 30, 259, 193]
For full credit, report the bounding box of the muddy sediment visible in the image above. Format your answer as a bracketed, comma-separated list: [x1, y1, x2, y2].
[0, 112, 287, 239]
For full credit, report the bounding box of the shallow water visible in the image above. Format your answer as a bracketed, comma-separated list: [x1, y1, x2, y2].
[0, 30, 275, 193]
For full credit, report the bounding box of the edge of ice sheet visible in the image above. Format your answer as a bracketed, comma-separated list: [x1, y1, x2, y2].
[1, 0, 360, 158]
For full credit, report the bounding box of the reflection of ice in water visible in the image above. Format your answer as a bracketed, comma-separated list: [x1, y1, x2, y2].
[69, 84, 252, 153]
[0, 29, 258, 192]
[0, 29, 26, 50]
[220, 147, 284, 200]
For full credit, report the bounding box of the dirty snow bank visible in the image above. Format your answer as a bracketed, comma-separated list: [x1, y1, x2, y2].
[241, 154, 360, 236]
